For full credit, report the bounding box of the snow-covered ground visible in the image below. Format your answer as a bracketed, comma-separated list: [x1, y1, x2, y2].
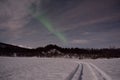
[0, 57, 120, 80]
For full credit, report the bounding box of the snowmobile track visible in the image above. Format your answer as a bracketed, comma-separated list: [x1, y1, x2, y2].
[87, 63, 112, 80]
[66, 64, 83, 80]
[66, 62, 112, 80]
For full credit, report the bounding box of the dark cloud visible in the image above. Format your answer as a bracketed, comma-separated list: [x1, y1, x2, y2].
[41, 0, 82, 13]
[0, 0, 8, 3]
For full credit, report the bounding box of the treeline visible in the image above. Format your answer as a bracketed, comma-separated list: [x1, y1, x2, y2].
[0, 43, 120, 59]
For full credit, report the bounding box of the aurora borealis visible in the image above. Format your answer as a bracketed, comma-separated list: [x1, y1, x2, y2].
[30, 5, 67, 43]
[0, 0, 120, 48]
[36, 15, 67, 43]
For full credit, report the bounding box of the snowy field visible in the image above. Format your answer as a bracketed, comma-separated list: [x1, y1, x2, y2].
[0, 57, 120, 80]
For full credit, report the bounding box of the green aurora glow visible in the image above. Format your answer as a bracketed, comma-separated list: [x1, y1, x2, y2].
[29, 5, 67, 43]
[37, 15, 67, 43]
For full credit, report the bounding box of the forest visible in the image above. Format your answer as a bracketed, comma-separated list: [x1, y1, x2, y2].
[0, 42, 120, 59]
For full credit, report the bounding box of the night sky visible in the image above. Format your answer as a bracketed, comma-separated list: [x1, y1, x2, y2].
[0, 0, 120, 48]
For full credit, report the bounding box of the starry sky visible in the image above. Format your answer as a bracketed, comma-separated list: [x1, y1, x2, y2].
[0, 0, 120, 48]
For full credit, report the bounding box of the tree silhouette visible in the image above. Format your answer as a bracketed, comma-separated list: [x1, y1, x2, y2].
[0, 42, 120, 59]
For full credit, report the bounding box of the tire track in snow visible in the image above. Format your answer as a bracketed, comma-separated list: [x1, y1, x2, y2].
[66, 63, 83, 80]
[86, 63, 112, 80]
[72, 61, 112, 80]
[86, 63, 99, 80]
